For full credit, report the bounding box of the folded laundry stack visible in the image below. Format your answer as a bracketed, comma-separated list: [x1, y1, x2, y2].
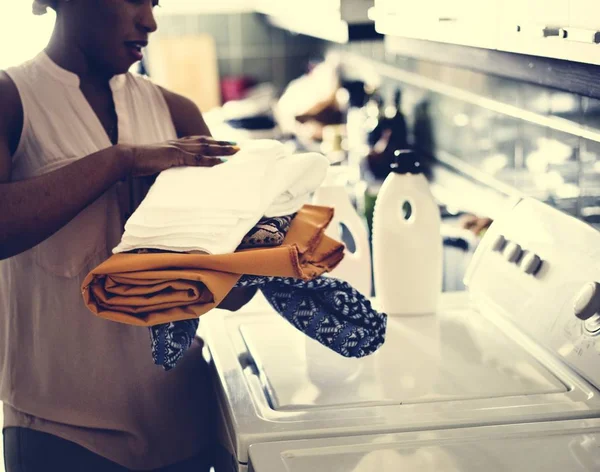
[113, 140, 329, 255]
[82, 140, 388, 370]
[83, 205, 343, 325]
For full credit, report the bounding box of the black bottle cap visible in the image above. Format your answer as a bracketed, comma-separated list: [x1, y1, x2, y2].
[391, 149, 424, 174]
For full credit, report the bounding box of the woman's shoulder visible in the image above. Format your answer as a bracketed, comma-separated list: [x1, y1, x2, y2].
[121, 72, 209, 137]
[157, 86, 209, 138]
[121, 72, 178, 109]
[0, 71, 22, 106]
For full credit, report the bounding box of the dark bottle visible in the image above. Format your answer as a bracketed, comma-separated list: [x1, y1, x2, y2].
[366, 93, 386, 147]
[387, 88, 409, 152]
[412, 99, 435, 180]
[367, 87, 410, 180]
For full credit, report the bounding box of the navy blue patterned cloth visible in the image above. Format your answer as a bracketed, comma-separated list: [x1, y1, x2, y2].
[149, 319, 199, 372]
[149, 276, 388, 370]
[238, 214, 295, 249]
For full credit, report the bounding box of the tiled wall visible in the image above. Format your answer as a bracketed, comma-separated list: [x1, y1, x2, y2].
[336, 40, 600, 227]
[153, 13, 324, 92]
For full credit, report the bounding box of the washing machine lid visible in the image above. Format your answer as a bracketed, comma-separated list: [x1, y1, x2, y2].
[238, 302, 565, 411]
[248, 419, 600, 472]
[203, 293, 600, 465]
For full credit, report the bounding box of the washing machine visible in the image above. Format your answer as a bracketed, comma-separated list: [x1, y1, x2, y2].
[248, 419, 600, 471]
[200, 197, 600, 471]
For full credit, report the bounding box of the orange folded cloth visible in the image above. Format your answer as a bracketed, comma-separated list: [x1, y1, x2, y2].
[81, 205, 344, 327]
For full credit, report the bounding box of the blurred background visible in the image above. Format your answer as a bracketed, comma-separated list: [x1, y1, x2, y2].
[2, 0, 600, 292]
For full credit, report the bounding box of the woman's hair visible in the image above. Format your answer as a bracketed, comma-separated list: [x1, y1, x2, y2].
[32, 0, 57, 16]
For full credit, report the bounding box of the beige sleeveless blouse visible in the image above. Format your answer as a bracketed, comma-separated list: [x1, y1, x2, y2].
[0, 52, 215, 470]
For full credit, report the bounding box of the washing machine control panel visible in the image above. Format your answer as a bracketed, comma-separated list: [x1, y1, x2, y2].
[573, 282, 600, 335]
[465, 198, 600, 389]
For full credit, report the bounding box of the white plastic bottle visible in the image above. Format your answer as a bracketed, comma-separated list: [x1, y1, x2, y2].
[308, 169, 373, 383]
[312, 168, 372, 296]
[372, 150, 442, 315]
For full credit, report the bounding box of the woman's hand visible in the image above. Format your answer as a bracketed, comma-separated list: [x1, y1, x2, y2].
[123, 136, 239, 177]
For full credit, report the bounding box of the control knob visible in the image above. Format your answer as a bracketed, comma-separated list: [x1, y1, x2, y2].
[503, 242, 523, 263]
[574, 282, 600, 334]
[520, 252, 543, 275]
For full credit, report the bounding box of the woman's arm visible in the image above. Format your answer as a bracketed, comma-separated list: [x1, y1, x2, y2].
[0, 73, 132, 259]
[0, 74, 231, 260]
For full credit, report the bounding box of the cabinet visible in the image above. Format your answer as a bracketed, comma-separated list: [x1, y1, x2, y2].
[255, 0, 380, 43]
[496, 0, 600, 64]
[377, 0, 600, 66]
[443, 0, 499, 48]
[374, 0, 498, 49]
[528, 0, 570, 27]
[495, 0, 571, 61]
[499, 0, 569, 33]
[569, 0, 600, 31]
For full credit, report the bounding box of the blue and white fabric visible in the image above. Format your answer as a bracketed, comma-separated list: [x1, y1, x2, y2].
[150, 275, 388, 370]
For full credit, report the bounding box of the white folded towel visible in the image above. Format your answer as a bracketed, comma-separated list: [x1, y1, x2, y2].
[113, 140, 329, 255]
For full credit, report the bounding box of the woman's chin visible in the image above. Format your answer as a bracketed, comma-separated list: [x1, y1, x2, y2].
[113, 59, 139, 75]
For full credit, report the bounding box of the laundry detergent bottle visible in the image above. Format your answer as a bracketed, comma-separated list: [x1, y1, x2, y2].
[372, 149, 442, 315]
[312, 168, 372, 296]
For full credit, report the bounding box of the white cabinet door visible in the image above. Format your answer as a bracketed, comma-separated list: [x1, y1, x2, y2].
[498, 0, 523, 30]
[497, 0, 569, 32]
[379, 0, 600, 66]
[496, 0, 600, 65]
[569, 0, 600, 31]
[375, 0, 498, 48]
[374, 0, 437, 23]
[527, 0, 570, 27]
[436, 0, 499, 48]
[373, 0, 441, 40]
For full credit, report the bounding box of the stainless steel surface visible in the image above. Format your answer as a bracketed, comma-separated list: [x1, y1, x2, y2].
[342, 52, 600, 145]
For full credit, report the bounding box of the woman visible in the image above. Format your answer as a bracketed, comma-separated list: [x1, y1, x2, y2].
[0, 1, 255, 470]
